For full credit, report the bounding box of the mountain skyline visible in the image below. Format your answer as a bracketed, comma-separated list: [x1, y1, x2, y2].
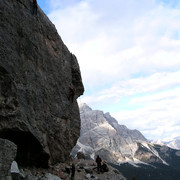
[37, 0, 180, 141]
[79, 103, 180, 142]
[72, 103, 180, 179]
[72, 103, 180, 167]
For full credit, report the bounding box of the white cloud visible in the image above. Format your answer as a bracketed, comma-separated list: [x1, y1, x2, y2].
[81, 71, 180, 140]
[112, 87, 180, 140]
[48, 1, 180, 87]
[47, 0, 180, 140]
[81, 70, 180, 104]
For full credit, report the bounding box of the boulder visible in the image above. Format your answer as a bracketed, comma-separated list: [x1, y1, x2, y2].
[39, 173, 61, 180]
[85, 174, 98, 180]
[10, 161, 20, 174]
[10, 161, 25, 180]
[24, 175, 38, 180]
[84, 167, 93, 174]
[0, 0, 84, 167]
[77, 152, 86, 159]
[0, 138, 17, 178]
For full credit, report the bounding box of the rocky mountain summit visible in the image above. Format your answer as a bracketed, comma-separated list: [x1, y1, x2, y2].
[167, 139, 180, 150]
[72, 103, 180, 168]
[72, 103, 148, 163]
[153, 137, 180, 150]
[0, 0, 86, 179]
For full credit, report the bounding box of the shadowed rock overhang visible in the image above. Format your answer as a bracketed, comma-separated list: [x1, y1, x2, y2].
[0, 129, 49, 168]
[0, 0, 84, 167]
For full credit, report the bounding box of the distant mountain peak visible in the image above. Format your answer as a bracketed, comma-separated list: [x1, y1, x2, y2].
[73, 104, 148, 163]
[79, 103, 92, 111]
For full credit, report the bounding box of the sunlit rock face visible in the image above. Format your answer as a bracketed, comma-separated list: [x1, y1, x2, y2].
[167, 139, 180, 150]
[72, 103, 147, 163]
[72, 104, 180, 167]
[0, 0, 84, 166]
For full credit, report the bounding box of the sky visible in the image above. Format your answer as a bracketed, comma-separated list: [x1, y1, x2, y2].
[37, 0, 180, 141]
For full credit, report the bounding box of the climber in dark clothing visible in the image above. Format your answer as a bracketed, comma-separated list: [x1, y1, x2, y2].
[101, 161, 109, 172]
[71, 163, 75, 180]
[33, 0, 37, 15]
[96, 155, 102, 173]
[68, 86, 76, 103]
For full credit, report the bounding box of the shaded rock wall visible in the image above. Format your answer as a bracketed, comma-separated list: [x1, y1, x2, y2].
[0, 0, 84, 166]
[0, 138, 17, 177]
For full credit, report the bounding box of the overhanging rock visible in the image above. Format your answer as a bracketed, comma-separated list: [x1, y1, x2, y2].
[0, 0, 84, 166]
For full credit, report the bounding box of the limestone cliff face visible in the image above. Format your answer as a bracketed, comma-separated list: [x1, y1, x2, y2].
[0, 0, 84, 166]
[72, 103, 147, 163]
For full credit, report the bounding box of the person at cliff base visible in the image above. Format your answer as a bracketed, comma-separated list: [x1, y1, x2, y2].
[96, 155, 102, 173]
[71, 163, 75, 180]
[100, 161, 109, 173]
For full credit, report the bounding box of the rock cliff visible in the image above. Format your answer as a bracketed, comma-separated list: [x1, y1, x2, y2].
[0, 0, 84, 167]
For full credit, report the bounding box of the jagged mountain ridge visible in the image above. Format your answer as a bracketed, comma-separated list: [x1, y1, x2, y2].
[72, 103, 180, 168]
[152, 138, 180, 150]
[167, 139, 180, 150]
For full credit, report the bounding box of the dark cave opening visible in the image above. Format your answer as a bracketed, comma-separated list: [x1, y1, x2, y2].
[0, 129, 49, 168]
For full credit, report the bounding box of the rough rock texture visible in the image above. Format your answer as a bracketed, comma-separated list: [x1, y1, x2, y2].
[73, 159, 126, 180]
[0, 0, 84, 166]
[0, 138, 17, 178]
[39, 173, 62, 180]
[6, 159, 126, 180]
